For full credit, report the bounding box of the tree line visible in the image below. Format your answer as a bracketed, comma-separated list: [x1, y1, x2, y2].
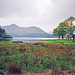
[53, 16, 75, 40]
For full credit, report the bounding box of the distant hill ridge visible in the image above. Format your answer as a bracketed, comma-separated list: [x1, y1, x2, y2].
[2, 24, 49, 37]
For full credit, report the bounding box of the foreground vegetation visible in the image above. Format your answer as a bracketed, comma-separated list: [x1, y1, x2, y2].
[0, 41, 75, 74]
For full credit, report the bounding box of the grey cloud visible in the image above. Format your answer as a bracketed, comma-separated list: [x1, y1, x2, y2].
[0, 0, 75, 32]
[0, 0, 39, 17]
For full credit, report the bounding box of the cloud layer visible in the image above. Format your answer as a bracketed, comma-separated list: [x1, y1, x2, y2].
[0, 0, 75, 33]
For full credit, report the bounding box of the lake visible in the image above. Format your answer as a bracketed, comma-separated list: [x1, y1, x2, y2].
[11, 37, 58, 43]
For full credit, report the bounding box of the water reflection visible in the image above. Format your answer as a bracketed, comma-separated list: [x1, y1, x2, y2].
[0, 37, 58, 43]
[12, 37, 58, 43]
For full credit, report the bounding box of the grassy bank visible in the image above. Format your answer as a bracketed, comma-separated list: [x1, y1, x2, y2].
[0, 41, 75, 74]
[42, 39, 75, 45]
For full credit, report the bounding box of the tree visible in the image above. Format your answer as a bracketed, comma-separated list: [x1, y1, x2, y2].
[53, 16, 75, 40]
[64, 16, 75, 28]
[53, 28, 61, 39]
[58, 28, 67, 39]
[0, 26, 12, 38]
[58, 22, 68, 39]
[66, 28, 73, 39]
[58, 22, 69, 29]
[72, 26, 75, 31]
[0, 28, 6, 37]
[53, 22, 67, 39]
[2, 34, 12, 38]
[66, 33, 72, 40]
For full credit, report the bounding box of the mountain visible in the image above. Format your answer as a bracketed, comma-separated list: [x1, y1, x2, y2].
[2, 24, 51, 37]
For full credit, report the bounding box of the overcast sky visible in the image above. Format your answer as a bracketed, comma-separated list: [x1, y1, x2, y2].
[0, 0, 75, 33]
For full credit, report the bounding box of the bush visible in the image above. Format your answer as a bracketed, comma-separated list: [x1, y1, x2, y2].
[9, 63, 22, 74]
[2, 34, 12, 38]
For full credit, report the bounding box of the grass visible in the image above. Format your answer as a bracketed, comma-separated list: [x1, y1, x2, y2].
[42, 39, 75, 45]
[0, 40, 75, 74]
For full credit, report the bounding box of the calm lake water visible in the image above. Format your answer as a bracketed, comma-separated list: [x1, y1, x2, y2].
[11, 37, 58, 43]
